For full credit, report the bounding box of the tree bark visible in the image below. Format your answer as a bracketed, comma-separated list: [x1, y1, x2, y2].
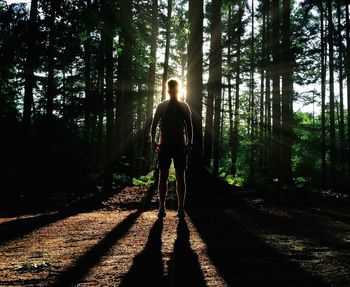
[281, 0, 293, 183]
[23, 0, 38, 136]
[161, 0, 172, 101]
[46, 3, 56, 116]
[336, 0, 345, 161]
[84, 0, 92, 146]
[328, 0, 336, 183]
[249, 0, 255, 181]
[265, 0, 272, 171]
[260, 0, 266, 169]
[119, 0, 134, 174]
[205, 0, 222, 174]
[346, 4, 350, 170]
[227, 3, 235, 175]
[271, 0, 281, 179]
[320, 2, 327, 182]
[186, 0, 204, 202]
[187, 0, 204, 163]
[103, 0, 116, 191]
[232, 0, 244, 176]
[144, 0, 158, 172]
[97, 32, 105, 145]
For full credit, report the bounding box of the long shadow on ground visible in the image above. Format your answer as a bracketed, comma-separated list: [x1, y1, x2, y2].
[0, 210, 82, 244]
[166, 217, 206, 287]
[119, 218, 164, 287]
[0, 186, 152, 245]
[51, 210, 142, 287]
[188, 208, 330, 287]
[120, 217, 206, 287]
[50, 187, 155, 287]
[233, 200, 350, 254]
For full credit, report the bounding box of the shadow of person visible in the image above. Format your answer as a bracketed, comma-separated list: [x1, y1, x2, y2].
[119, 218, 164, 287]
[166, 217, 206, 287]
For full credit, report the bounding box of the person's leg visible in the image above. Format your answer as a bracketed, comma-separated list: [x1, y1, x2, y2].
[175, 168, 186, 210]
[158, 168, 169, 212]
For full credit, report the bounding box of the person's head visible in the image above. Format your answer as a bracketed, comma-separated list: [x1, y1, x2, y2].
[167, 79, 179, 100]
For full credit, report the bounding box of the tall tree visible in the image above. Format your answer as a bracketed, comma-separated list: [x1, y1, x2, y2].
[328, 0, 336, 183]
[264, 0, 272, 171]
[227, 3, 235, 175]
[117, 0, 134, 174]
[346, 3, 350, 170]
[336, 0, 345, 160]
[23, 0, 38, 138]
[84, 0, 93, 146]
[259, 0, 266, 169]
[46, 1, 56, 116]
[187, 0, 204, 164]
[271, 0, 281, 179]
[204, 0, 222, 171]
[212, 0, 223, 176]
[161, 0, 172, 101]
[281, 0, 293, 183]
[103, 0, 116, 191]
[320, 2, 327, 181]
[232, 0, 244, 176]
[248, 0, 255, 181]
[144, 0, 159, 171]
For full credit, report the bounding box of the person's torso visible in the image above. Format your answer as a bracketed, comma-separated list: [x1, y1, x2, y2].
[159, 100, 186, 145]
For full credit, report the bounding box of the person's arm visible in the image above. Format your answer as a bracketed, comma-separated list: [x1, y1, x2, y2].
[184, 103, 193, 146]
[149, 104, 161, 148]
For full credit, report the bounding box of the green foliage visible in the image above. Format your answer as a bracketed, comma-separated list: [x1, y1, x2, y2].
[223, 174, 245, 187]
[113, 173, 132, 189]
[132, 171, 155, 187]
[293, 112, 321, 178]
[294, 176, 312, 189]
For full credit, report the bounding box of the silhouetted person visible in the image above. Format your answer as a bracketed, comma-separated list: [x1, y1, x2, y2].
[150, 79, 193, 218]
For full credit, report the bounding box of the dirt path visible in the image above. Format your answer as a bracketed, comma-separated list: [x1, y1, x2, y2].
[0, 186, 349, 286]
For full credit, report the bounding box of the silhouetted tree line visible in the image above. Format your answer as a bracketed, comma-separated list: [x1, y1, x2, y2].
[0, 0, 349, 206]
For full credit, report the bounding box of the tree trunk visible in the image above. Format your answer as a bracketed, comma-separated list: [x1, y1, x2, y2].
[260, 0, 266, 169]
[249, 0, 255, 181]
[320, 2, 327, 182]
[205, 0, 222, 174]
[281, 0, 293, 184]
[143, 0, 158, 172]
[161, 0, 172, 101]
[328, 0, 336, 183]
[97, 32, 105, 145]
[84, 0, 92, 147]
[227, 3, 235, 175]
[114, 0, 134, 175]
[271, 0, 281, 180]
[103, 0, 116, 191]
[187, 0, 204, 163]
[336, 0, 345, 161]
[265, 0, 272, 171]
[46, 4, 56, 116]
[346, 4, 350, 171]
[119, 0, 134, 174]
[232, 0, 244, 176]
[23, 0, 38, 137]
[186, 0, 204, 202]
[84, 38, 92, 146]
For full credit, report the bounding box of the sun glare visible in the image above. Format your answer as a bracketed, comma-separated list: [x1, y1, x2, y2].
[166, 78, 187, 102]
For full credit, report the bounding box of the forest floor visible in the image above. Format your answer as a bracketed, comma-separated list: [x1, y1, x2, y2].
[0, 184, 349, 287]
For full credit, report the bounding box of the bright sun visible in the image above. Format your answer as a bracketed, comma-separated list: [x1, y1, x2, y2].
[165, 78, 186, 101]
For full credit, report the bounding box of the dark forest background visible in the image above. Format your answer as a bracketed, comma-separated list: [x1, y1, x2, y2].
[1, 0, 350, 212]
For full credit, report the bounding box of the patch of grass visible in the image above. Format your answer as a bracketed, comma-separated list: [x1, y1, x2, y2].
[14, 259, 51, 272]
